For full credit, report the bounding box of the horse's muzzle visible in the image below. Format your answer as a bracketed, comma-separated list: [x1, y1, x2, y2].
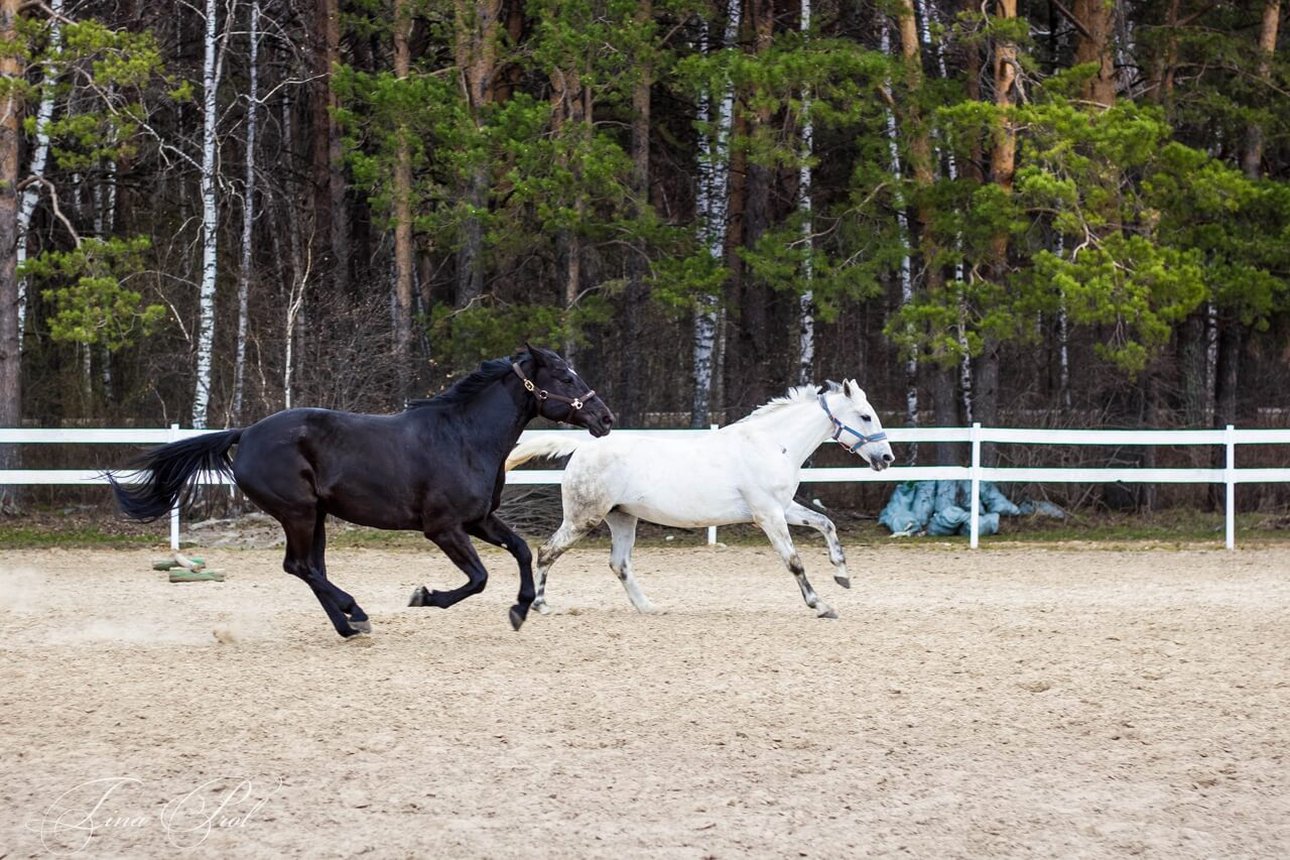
[589, 411, 614, 437]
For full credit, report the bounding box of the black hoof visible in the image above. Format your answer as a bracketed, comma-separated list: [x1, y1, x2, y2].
[408, 586, 430, 607]
[509, 605, 528, 631]
[350, 619, 372, 633]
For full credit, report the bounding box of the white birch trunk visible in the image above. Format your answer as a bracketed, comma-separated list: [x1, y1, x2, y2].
[691, 0, 740, 427]
[17, 0, 65, 345]
[232, 0, 260, 422]
[192, 0, 221, 428]
[1055, 235, 1070, 410]
[1204, 302, 1218, 426]
[881, 24, 917, 429]
[92, 155, 116, 395]
[796, 0, 815, 386]
[282, 97, 306, 410]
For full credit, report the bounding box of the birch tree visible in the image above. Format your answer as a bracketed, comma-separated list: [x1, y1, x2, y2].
[796, 0, 814, 387]
[232, 0, 260, 423]
[16, 0, 63, 346]
[691, 0, 740, 428]
[880, 22, 916, 429]
[192, 0, 222, 429]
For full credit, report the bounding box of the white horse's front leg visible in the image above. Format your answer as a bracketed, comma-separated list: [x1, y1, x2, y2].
[533, 518, 598, 614]
[785, 500, 849, 588]
[754, 509, 836, 619]
[605, 510, 657, 613]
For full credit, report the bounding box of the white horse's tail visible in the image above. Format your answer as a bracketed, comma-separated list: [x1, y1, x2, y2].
[505, 435, 589, 471]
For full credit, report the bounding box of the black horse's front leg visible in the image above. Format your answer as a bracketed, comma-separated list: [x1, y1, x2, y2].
[409, 525, 491, 612]
[466, 513, 535, 631]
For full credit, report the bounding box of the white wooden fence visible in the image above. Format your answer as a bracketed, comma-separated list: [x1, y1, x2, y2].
[3, 424, 1288, 551]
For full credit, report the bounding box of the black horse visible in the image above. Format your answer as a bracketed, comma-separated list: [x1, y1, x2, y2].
[109, 346, 614, 637]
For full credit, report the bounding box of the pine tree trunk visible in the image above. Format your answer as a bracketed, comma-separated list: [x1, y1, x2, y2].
[192, 0, 221, 429]
[549, 67, 587, 364]
[453, 0, 501, 308]
[392, 0, 415, 401]
[736, 0, 775, 411]
[620, 0, 652, 425]
[1149, 0, 1182, 106]
[0, 0, 22, 507]
[1073, 0, 1117, 107]
[976, 0, 1018, 464]
[1242, 1, 1280, 179]
[897, 0, 944, 439]
[311, 0, 332, 291]
[326, 0, 347, 296]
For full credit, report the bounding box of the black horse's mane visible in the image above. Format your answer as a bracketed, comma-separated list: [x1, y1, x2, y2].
[405, 353, 526, 410]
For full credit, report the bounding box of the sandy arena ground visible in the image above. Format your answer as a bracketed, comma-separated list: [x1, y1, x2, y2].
[1, 539, 1288, 859]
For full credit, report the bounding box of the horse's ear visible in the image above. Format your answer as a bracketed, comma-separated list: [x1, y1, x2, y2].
[524, 342, 543, 365]
[843, 380, 854, 398]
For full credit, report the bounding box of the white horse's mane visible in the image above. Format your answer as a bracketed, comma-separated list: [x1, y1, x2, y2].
[734, 385, 825, 424]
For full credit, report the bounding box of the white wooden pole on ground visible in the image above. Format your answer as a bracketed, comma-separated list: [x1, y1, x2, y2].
[169, 423, 181, 551]
[708, 423, 719, 545]
[969, 422, 982, 549]
[1225, 424, 1236, 550]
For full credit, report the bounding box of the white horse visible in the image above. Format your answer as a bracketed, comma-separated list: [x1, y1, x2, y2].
[505, 380, 894, 618]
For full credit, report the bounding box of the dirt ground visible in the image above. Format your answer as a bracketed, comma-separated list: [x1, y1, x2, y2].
[1, 538, 1288, 859]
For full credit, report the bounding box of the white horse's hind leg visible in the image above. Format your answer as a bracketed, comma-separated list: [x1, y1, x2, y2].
[785, 501, 849, 588]
[533, 517, 600, 614]
[753, 508, 836, 619]
[604, 510, 656, 613]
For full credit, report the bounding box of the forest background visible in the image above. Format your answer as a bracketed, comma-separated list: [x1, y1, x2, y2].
[1, 0, 1288, 516]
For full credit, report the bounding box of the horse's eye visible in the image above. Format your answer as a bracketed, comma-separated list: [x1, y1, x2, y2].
[861, 414, 873, 422]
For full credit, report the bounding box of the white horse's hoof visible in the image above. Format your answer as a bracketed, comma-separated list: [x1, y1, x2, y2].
[816, 606, 838, 619]
[534, 601, 554, 616]
[834, 575, 851, 589]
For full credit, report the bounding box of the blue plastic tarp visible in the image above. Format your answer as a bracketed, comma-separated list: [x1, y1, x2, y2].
[878, 480, 1054, 538]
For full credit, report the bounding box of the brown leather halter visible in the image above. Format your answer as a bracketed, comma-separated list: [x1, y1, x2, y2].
[511, 361, 598, 413]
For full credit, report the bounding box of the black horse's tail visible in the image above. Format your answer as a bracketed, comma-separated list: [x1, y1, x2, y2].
[108, 429, 243, 522]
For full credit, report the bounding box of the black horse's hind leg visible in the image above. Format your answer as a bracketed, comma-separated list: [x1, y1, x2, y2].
[280, 514, 362, 638]
[466, 513, 535, 631]
[408, 525, 490, 612]
[311, 510, 370, 632]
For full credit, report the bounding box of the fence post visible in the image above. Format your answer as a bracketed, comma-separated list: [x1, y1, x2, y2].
[1225, 424, 1236, 550]
[969, 422, 982, 549]
[708, 423, 719, 545]
[169, 423, 180, 551]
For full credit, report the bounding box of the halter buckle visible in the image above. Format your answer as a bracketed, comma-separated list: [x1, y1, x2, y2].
[570, 398, 583, 410]
[522, 379, 536, 393]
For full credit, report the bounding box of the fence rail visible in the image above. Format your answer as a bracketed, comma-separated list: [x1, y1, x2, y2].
[3, 424, 1288, 550]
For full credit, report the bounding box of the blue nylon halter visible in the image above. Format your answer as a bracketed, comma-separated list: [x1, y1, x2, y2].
[818, 393, 888, 454]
